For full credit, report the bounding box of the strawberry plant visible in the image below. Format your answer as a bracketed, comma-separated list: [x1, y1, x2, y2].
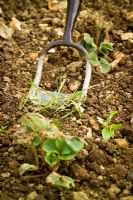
[97, 111, 123, 140]
[19, 112, 84, 189]
[81, 33, 113, 74]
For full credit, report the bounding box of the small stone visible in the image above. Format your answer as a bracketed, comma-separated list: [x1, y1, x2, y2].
[121, 32, 133, 40]
[48, 1, 59, 11]
[77, 149, 89, 159]
[107, 184, 121, 198]
[0, 22, 13, 39]
[89, 117, 100, 131]
[26, 191, 38, 200]
[71, 164, 89, 180]
[48, 48, 56, 53]
[67, 61, 83, 72]
[55, 28, 63, 36]
[86, 128, 92, 138]
[120, 196, 133, 200]
[97, 175, 103, 181]
[59, 67, 66, 72]
[36, 184, 44, 192]
[59, 1, 67, 10]
[10, 17, 21, 31]
[114, 139, 128, 148]
[1, 172, 11, 178]
[122, 11, 133, 22]
[39, 23, 48, 30]
[76, 119, 82, 125]
[29, 52, 38, 61]
[122, 189, 131, 195]
[72, 191, 89, 200]
[3, 76, 11, 82]
[68, 80, 81, 91]
[8, 147, 14, 152]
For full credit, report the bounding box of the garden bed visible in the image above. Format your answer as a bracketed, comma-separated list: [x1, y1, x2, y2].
[0, 0, 133, 199]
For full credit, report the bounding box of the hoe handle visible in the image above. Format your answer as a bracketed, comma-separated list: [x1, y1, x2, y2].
[63, 0, 82, 43]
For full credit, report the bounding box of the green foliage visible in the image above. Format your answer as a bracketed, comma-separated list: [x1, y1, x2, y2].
[99, 42, 113, 55]
[46, 172, 75, 189]
[19, 112, 84, 189]
[97, 111, 123, 141]
[43, 137, 84, 166]
[0, 125, 7, 134]
[81, 33, 113, 74]
[20, 113, 58, 136]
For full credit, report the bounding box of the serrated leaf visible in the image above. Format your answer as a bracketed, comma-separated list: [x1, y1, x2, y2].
[89, 52, 100, 66]
[99, 42, 113, 55]
[45, 151, 59, 166]
[110, 124, 123, 131]
[46, 172, 75, 189]
[42, 139, 57, 152]
[83, 33, 97, 49]
[102, 127, 111, 141]
[97, 117, 105, 125]
[81, 33, 97, 53]
[65, 137, 84, 153]
[100, 58, 110, 74]
[32, 136, 41, 147]
[107, 111, 118, 123]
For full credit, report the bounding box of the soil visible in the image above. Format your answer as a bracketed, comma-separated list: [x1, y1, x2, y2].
[0, 0, 133, 200]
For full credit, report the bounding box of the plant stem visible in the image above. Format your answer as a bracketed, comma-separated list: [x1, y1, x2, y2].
[31, 145, 39, 167]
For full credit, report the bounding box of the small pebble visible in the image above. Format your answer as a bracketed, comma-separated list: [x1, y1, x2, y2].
[120, 196, 133, 200]
[26, 191, 38, 200]
[86, 128, 92, 138]
[114, 139, 128, 148]
[77, 149, 89, 159]
[68, 80, 81, 91]
[72, 191, 89, 200]
[1, 172, 11, 178]
[97, 175, 103, 181]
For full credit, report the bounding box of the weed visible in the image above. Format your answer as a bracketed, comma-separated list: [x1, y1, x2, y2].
[0, 125, 7, 134]
[97, 111, 122, 141]
[19, 112, 84, 189]
[81, 33, 113, 74]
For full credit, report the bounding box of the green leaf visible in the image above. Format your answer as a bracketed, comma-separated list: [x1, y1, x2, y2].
[99, 42, 113, 55]
[83, 33, 97, 49]
[110, 124, 123, 131]
[55, 137, 76, 160]
[46, 172, 75, 189]
[55, 137, 66, 153]
[42, 139, 57, 152]
[80, 33, 97, 53]
[107, 111, 118, 124]
[59, 152, 76, 160]
[100, 58, 110, 74]
[32, 136, 41, 147]
[65, 137, 84, 153]
[20, 113, 45, 133]
[45, 151, 59, 167]
[89, 52, 100, 66]
[97, 117, 105, 125]
[102, 127, 111, 141]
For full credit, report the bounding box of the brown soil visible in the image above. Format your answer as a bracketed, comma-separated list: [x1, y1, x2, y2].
[0, 0, 133, 200]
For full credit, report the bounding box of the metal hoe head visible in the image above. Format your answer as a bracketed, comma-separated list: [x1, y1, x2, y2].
[29, 0, 92, 106]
